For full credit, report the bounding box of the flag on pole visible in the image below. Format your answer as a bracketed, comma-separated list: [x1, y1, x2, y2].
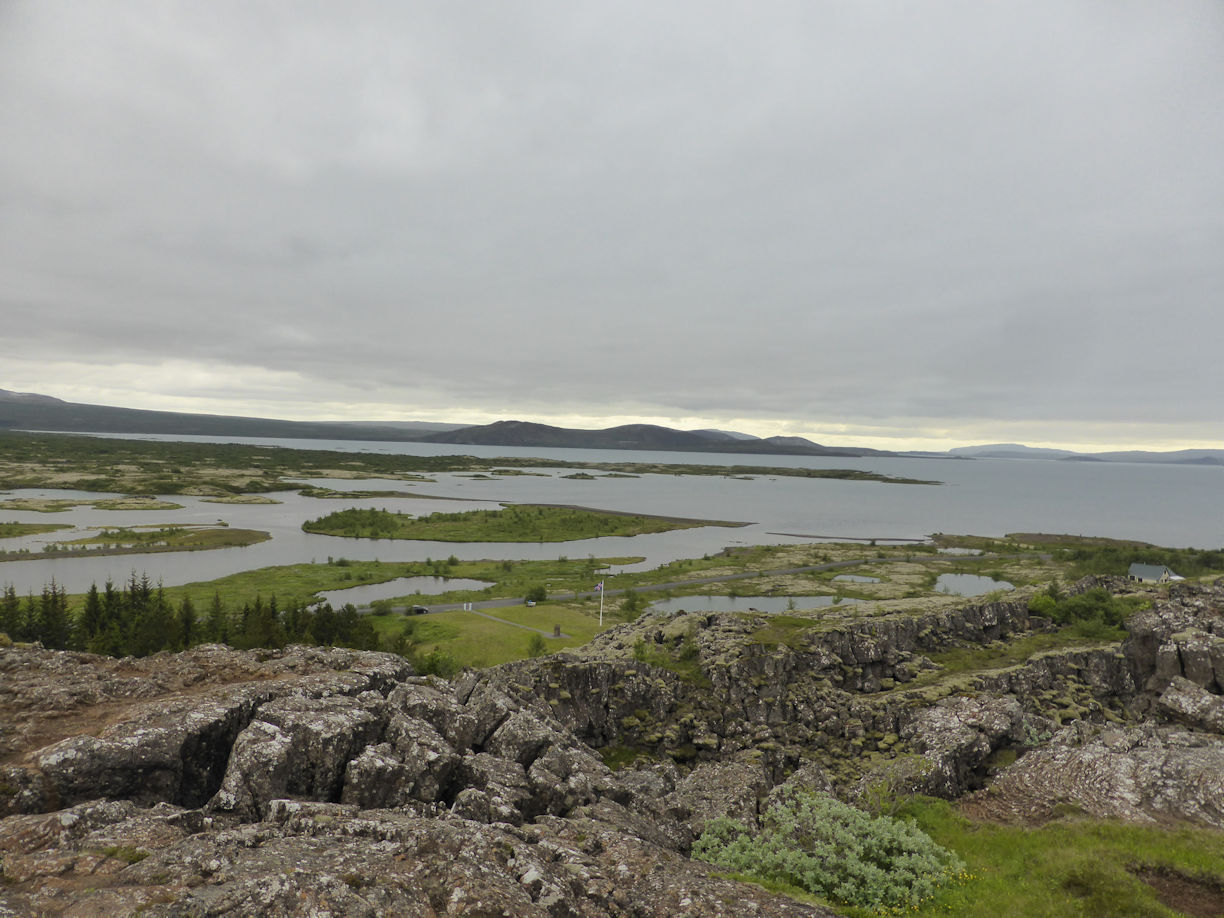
[594, 581, 604, 592]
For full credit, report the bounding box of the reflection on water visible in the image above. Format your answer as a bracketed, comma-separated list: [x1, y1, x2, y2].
[935, 573, 1014, 596]
[648, 594, 858, 614]
[832, 574, 880, 583]
[315, 576, 494, 606]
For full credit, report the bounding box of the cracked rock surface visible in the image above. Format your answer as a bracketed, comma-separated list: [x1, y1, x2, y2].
[0, 644, 832, 916]
[3, 580, 1223, 915]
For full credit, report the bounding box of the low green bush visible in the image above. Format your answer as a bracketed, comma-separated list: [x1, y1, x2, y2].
[692, 790, 965, 911]
[1028, 588, 1145, 640]
[412, 648, 460, 678]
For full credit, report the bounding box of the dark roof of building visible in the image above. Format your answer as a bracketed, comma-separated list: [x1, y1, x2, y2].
[1128, 562, 1174, 580]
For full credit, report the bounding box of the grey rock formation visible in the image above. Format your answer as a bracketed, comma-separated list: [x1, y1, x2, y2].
[0, 643, 834, 915]
[900, 694, 1027, 797]
[668, 755, 773, 834]
[966, 723, 1224, 829]
[1157, 676, 1224, 734]
[4, 580, 1224, 915]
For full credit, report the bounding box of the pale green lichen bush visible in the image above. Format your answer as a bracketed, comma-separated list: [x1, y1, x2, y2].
[692, 789, 965, 911]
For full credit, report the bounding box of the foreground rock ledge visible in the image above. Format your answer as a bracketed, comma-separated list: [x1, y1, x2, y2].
[0, 644, 832, 916]
[2, 579, 1222, 915]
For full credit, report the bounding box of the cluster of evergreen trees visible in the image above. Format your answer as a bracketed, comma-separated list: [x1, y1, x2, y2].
[0, 574, 383, 657]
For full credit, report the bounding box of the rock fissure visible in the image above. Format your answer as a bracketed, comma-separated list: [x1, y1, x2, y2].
[2, 580, 1224, 914]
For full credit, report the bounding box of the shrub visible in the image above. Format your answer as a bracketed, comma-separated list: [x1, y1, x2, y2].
[1027, 592, 1057, 617]
[413, 649, 461, 678]
[692, 789, 965, 910]
[620, 589, 645, 615]
[526, 632, 547, 658]
[1029, 588, 1141, 637]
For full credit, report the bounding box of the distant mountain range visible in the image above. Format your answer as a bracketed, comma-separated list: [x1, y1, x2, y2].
[0, 389, 457, 443]
[947, 442, 1224, 465]
[1, 389, 1220, 465]
[414, 419, 882, 457]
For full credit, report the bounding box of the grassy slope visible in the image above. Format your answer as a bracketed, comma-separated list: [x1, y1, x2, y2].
[899, 798, 1224, 918]
[0, 521, 68, 537]
[368, 602, 603, 668]
[301, 504, 729, 542]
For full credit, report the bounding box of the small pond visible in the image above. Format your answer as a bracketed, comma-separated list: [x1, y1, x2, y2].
[934, 573, 1014, 596]
[648, 594, 859, 614]
[832, 574, 880, 583]
[315, 576, 494, 607]
[937, 547, 983, 556]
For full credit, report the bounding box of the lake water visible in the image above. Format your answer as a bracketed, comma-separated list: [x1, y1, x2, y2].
[2, 433, 1222, 594]
[314, 576, 494, 607]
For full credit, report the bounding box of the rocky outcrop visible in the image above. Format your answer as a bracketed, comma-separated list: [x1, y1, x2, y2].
[0, 644, 834, 916]
[964, 722, 1224, 829]
[0, 796, 832, 916]
[960, 581, 1224, 828]
[484, 582, 1141, 797]
[0, 645, 412, 818]
[4, 580, 1224, 914]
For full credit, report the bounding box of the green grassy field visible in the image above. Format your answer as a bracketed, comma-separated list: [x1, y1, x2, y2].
[0, 429, 942, 498]
[302, 504, 736, 542]
[897, 798, 1224, 918]
[57, 525, 270, 551]
[729, 799, 1224, 918]
[0, 496, 184, 512]
[368, 601, 604, 667]
[149, 555, 640, 614]
[0, 521, 68, 538]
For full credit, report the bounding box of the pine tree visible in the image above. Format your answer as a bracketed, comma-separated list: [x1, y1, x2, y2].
[205, 592, 228, 644]
[178, 596, 196, 650]
[127, 579, 172, 656]
[242, 595, 284, 649]
[79, 584, 104, 644]
[0, 585, 22, 639]
[22, 593, 39, 643]
[37, 582, 73, 650]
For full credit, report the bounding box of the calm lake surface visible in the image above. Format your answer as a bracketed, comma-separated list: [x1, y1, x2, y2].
[313, 577, 495, 607]
[2, 433, 1222, 594]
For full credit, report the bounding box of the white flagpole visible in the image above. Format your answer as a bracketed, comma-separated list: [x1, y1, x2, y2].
[599, 581, 605, 628]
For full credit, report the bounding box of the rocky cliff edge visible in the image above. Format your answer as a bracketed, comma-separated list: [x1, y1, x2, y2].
[1, 579, 1222, 915]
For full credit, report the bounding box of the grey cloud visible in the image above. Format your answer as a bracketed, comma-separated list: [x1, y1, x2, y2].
[1, 2, 1222, 445]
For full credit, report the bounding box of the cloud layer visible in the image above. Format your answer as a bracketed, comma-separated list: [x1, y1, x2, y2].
[3, 2, 1222, 449]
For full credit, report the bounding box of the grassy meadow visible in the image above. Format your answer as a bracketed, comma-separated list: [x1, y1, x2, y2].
[302, 503, 736, 542]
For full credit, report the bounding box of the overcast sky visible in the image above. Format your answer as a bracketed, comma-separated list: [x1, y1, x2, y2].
[2, 2, 1222, 451]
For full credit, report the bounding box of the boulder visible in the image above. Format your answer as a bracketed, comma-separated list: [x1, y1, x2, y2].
[668, 756, 772, 834]
[900, 693, 1025, 797]
[1157, 677, 1224, 734]
[966, 723, 1224, 830]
